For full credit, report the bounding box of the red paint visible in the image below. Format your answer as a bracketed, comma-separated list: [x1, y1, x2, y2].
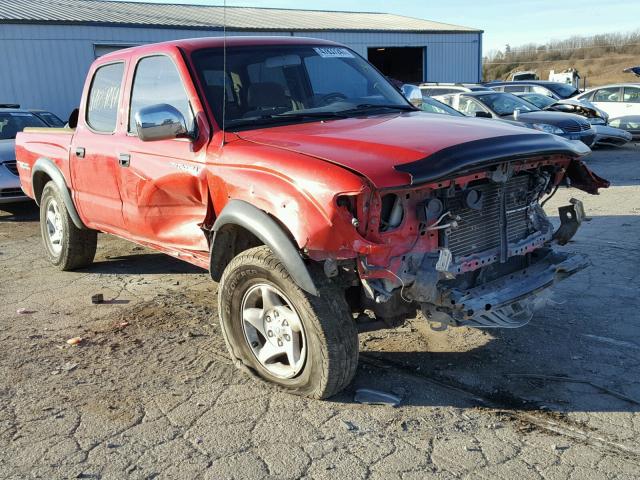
[15, 37, 606, 281]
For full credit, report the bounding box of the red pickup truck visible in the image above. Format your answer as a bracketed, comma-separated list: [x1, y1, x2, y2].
[16, 37, 608, 398]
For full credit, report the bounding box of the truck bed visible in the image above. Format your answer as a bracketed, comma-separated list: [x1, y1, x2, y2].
[16, 127, 74, 199]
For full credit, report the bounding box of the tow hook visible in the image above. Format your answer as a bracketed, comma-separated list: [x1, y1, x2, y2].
[553, 198, 586, 245]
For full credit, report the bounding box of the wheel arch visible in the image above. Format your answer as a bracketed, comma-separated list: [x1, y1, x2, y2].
[32, 158, 86, 230]
[210, 199, 318, 296]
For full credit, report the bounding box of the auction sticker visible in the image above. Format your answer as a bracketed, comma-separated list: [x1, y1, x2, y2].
[314, 47, 354, 58]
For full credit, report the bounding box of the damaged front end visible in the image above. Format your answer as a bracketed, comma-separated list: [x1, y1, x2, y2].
[344, 135, 609, 330]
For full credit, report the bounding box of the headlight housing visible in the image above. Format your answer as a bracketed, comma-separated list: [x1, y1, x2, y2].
[532, 123, 564, 135]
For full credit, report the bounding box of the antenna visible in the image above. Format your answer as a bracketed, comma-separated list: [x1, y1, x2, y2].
[221, 0, 227, 146]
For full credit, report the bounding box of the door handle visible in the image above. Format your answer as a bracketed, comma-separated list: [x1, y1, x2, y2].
[118, 153, 131, 168]
[75, 147, 85, 158]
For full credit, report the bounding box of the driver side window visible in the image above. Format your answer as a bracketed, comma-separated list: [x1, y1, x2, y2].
[129, 55, 194, 134]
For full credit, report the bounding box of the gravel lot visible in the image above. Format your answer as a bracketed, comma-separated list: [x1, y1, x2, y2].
[1, 145, 639, 479]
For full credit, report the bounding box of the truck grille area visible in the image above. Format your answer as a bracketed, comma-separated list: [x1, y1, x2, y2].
[443, 175, 534, 261]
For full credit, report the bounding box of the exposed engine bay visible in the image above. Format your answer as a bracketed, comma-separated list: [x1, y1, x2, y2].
[345, 157, 607, 330]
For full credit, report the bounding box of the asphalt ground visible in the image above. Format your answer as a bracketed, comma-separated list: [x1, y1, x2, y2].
[1, 144, 639, 479]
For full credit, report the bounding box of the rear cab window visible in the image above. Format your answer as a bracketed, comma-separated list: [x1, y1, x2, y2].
[86, 62, 125, 133]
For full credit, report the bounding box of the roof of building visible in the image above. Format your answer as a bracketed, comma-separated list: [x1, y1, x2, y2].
[0, 0, 482, 33]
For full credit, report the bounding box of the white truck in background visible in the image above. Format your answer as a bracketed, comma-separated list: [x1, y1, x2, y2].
[549, 69, 581, 89]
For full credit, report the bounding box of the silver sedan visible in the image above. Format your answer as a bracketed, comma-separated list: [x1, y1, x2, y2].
[0, 110, 48, 204]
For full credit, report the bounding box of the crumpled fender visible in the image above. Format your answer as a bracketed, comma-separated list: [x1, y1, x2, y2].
[565, 159, 610, 194]
[212, 199, 318, 295]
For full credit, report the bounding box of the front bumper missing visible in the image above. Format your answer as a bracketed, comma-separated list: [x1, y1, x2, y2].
[423, 249, 590, 329]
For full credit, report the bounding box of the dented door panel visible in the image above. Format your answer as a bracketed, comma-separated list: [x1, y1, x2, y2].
[117, 137, 210, 252]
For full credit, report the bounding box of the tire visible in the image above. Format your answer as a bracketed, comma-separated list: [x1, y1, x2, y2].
[40, 181, 97, 270]
[218, 246, 358, 399]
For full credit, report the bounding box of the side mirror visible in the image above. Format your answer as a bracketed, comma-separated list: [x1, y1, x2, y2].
[475, 111, 492, 118]
[135, 104, 189, 142]
[401, 84, 423, 108]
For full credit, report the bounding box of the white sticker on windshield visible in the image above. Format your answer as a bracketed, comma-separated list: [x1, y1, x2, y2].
[313, 47, 354, 58]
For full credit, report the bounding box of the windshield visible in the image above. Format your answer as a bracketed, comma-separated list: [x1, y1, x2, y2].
[0, 112, 47, 140]
[191, 45, 412, 129]
[421, 96, 463, 116]
[519, 93, 556, 109]
[548, 83, 580, 98]
[476, 93, 539, 116]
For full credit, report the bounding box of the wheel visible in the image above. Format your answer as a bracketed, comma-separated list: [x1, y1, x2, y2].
[218, 246, 358, 399]
[40, 181, 97, 270]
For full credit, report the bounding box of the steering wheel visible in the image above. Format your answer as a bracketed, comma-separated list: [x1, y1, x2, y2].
[319, 92, 348, 106]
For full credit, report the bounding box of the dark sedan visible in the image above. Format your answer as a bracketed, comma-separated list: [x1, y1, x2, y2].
[485, 80, 580, 100]
[438, 91, 596, 146]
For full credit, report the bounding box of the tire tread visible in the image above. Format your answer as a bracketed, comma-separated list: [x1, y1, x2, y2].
[219, 246, 358, 399]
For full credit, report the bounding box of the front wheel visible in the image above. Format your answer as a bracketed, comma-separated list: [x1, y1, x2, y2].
[218, 246, 358, 399]
[40, 182, 97, 270]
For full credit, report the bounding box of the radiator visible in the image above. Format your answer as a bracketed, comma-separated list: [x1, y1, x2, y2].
[443, 175, 534, 261]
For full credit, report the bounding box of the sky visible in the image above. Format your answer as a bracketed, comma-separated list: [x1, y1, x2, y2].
[112, 0, 640, 54]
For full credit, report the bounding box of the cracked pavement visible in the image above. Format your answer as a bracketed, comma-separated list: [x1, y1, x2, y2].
[1, 145, 639, 479]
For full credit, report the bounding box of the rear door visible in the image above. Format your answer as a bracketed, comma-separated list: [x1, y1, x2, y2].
[70, 61, 127, 232]
[116, 52, 210, 252]
[591, 86, 624, 118]
[622, 86, 640, 116]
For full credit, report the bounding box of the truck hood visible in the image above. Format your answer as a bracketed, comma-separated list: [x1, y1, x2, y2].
[0, 140, 16, 162]
[236, 112, 590, 187]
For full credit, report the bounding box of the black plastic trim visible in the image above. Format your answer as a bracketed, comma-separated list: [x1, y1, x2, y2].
[395, 133, 590, 185]
[32, 158, 86, 230]
[211, 199, 318, 296]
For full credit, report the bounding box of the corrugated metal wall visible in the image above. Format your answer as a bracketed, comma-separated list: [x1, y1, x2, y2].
[0, 24, 481, 119]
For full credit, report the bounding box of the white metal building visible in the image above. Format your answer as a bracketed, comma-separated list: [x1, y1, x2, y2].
[0, 0, 482, 120]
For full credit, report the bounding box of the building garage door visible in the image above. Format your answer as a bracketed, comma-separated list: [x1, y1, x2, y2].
[367, 47, 424, 84]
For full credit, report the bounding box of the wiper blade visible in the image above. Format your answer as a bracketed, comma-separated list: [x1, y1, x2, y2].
[272, 111, 349, 119]
[225, 111, 348, 129]
[345, 104, 416, 113]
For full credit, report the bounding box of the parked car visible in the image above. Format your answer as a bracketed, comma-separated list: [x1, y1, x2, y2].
[486, 80, 580, 100]
[420, 95, 465, 116]
[419, 83, 491, 97]
[514, 93, 631, 147]
[16, 37, 608, 398]
[30, 110, 66, 127]
[438, 91, 596, 146]
[575, 83, 640, 138]
[0, 107, 47, 204]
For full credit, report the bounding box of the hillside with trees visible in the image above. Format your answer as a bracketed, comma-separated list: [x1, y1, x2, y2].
[483, 31, 640, 88]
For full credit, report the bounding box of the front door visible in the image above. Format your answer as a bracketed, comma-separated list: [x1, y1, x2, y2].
[116, 54, 209, 253]
[591, 86, 624, 119]
[70, 61, 127, 232]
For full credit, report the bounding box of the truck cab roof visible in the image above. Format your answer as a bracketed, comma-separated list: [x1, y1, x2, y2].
[98, 36, 342, 62]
